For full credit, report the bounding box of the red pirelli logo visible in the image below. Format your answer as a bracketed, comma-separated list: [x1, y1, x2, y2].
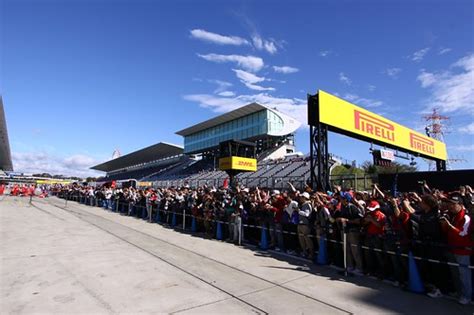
[354, 110, 395, 142]
[237, 161, 254, 167]
[410, 133, 435, 155]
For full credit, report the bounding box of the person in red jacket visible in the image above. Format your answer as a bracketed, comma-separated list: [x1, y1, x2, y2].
[0, 183, 4, 195]
[267, 190, 287, 251]
[20, 185, 28, 197]
[440, 193, 473, 305]
[362, 200, 386, 278]
[12, 184, 19, 196]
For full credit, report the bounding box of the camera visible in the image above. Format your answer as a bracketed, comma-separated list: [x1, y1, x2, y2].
[439, 213, 449, 221]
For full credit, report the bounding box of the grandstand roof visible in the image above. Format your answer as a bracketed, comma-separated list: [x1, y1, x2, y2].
[176, 103, 268, 137]
[0, 96, 13, 172]
[91, 142, 183, 172]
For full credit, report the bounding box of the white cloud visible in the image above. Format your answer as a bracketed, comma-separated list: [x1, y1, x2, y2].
[450, 144, 474, 152]
[339, 72, 352, 85]
[197, 53, 264, 72]
[417, 53, 474, 114]
[190, 29, 249, 46]
[343, 94, 383, 108]
[417, 70, 437, 87]
[243, 83, 275, 91]
[183, 93, 307, 126]
[368, 85, 376, 91]
[319, 50, 331, 57]
[218, 91, 236, 97]
[439, 47, 452, 55]
[273, 66, 299, 74]
[208, 79, 232, 94]
[233, 69, 264, 84]
[384, 67, 402, 78]
[459, 122, 474, 135]
[411, 47, 430, 62]
[232, 69, 275, 91]
[252, 35, 278, 54]
[12, 152, 102, 178]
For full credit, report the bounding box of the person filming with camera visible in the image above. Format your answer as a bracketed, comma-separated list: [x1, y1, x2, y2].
[440, 193, 473, 305]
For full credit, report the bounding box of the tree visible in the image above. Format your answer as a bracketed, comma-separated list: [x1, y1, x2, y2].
[361, 161, 417, 175]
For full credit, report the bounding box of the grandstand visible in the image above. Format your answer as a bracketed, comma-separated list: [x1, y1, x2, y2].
[91, 103, 335, 189]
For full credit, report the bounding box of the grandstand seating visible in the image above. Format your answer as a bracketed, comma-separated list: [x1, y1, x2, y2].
[96, 144, 335, 191]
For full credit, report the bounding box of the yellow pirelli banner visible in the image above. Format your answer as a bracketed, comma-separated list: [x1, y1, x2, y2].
[316, 90, 447, 161]
[219, 156, 257, 172]
[36, 179, 72, 185]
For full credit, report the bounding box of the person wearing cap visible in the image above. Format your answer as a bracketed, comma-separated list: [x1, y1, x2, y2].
[297, 192, 314, 260]
[268, 190, 286, 251]
[284, 195, 300, 255]
[362, 200, 386, 279]
[336, 192, 364, 275]
[440, 193, 473, 305]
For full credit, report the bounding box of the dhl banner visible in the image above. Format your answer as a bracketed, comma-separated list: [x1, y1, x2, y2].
[317, 90, 447, 161]
[137, 181, 152, 187]
[219, 156, 257, 172]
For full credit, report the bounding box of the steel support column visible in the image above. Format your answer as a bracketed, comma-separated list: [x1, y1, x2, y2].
[308, 93, 330, 192]
[436, 160, 446, 172]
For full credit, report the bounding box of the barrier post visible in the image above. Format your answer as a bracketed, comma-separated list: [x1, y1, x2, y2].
[191, 216, 197, 232]
[260, 226, 268, 250]
[155, 209, 161, 223]
[171, 212, 177, 227]
[182, 209, 186, 230]
[342, 223, 348, 276]
[316, 235, 328, 265]
[408, 251, 425, 293]
[216, 221, 223, 240]
[238, 217, 242, 246]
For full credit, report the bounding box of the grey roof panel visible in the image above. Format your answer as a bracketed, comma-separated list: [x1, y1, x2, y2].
[175, 103, 267, 136]
[91, 142, 184, 172]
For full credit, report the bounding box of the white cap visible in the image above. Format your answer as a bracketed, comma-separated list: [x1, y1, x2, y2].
[301, 192, 310, 199]
[272, 190, 280, 196]
[357, 200, 366, 207]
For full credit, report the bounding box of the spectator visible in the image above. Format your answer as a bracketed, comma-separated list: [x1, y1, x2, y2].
[385, 197, 414, 287]
[298, 192, 314, 260]
[440, 193, 473, 305]
[362, 200, 386, 279]
[337, 192, 364, 275]
[269, 190, 286, 251]
[411, 194, 446, 298]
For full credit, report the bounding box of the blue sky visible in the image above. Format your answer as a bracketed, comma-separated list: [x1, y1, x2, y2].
[2, 0, 473, 177]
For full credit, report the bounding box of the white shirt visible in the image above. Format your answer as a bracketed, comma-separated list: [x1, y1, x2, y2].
[285, 200, 299, 216]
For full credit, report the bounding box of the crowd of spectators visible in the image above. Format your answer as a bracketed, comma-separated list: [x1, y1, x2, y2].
[2, 180, 474, 305]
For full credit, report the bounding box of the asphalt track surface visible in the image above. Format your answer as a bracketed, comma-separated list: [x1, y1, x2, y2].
[1, 196, 473, 314]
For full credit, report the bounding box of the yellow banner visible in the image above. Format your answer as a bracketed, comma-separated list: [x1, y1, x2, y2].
[36, 179, 72, 185]
[317, 90, 447, 161]
[219, 157, 257, 172]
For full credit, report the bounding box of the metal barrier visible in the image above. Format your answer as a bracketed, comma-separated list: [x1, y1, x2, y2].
[52, 194, 474, 272]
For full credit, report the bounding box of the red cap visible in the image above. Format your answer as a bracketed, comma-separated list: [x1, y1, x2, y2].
[367, 200, 380, 211]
